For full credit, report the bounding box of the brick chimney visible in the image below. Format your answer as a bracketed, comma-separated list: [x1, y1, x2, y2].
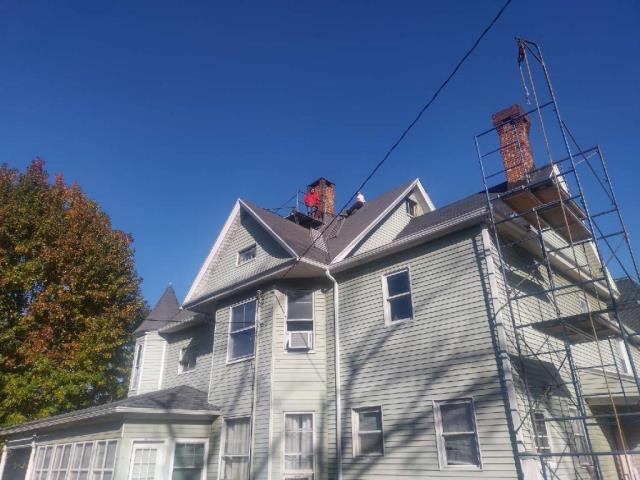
[307, 177, 335, 222]
[492, 104, 535, 186]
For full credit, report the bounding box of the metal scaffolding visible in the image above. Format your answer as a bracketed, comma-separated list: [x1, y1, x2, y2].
[476, 38, 640, 479]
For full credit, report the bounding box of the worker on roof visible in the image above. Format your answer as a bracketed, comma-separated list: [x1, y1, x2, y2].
[304, 187, 320, 216]
[346, 192, 365, 216]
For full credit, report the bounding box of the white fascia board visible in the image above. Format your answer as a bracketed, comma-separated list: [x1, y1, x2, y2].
[332, 178, 427, 264]
[184, 200, 242, 305]
[238, 199, 299, 259]
[415, 178, 436, 212]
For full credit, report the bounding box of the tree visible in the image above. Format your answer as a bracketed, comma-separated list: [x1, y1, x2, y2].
[0, 159, 146, 427]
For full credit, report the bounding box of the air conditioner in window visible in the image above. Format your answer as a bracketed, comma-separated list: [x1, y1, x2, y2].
[287, 331, 313, 350]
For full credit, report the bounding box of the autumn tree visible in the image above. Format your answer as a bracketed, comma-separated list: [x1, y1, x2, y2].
[0, 159, 146, 427]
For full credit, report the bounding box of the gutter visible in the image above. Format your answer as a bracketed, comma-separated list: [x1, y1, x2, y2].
[325, 269, 343, 480]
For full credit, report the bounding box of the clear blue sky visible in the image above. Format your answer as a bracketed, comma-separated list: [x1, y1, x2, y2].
[1, 1, 638, 306]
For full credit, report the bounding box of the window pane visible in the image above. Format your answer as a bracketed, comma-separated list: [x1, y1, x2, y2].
[387, 271, 410, 296]
[174, 443, 205, 468]
[444, 435, 478, 465]
[104, 441, 117, 468]
[224, 419, 251, 455]
[389, 296, 413, 321]
[358, 410, 382, 432]
[222, 457, 248, 480]
[231, 301, 256, 332]
[81, 444, 93, 469]
[359, 432, 383, 455]
[288, 292, 313, 320]
[284, 454, 314, 471]
[230, 329, 255, 359]
[287, 320, 313, 332]
[441, 403, 474, 433]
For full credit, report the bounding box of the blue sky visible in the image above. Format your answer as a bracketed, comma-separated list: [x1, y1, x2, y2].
[1, 1, 638, 306]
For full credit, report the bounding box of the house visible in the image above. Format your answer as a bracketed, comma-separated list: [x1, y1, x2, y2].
[1, 104, 639, 480]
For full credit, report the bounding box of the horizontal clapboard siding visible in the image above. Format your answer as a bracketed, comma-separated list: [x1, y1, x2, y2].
[161, 322, 214, 392]
[133, 332, 165, 395]
[335, 227, 518, 479]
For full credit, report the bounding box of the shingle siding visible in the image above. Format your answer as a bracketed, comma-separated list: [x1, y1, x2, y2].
[190, 209, 293, 302]
[161, 322, 214, 392]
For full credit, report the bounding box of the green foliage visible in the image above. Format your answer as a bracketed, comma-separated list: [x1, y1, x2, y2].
[0, 159, 147, 427]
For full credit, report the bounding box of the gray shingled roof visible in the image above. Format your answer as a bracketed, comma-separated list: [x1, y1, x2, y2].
[242, 199, 330, 263]
[0, 386, 218, 437]
[135, 285, 181, 334]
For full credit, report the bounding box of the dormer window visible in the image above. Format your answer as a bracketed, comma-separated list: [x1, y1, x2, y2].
[237, 245, 256, 266]
[405, 198, 418, 217]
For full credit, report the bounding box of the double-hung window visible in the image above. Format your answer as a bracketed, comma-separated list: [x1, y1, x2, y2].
[221, 418, 251, 480]
[228, 300, 256, 361]
[179, 344, 198, 373]
[568, 408, 591, 466]
[352, 407, 384, 457]
[532, 410, 552, 454]
[284, 413, 314, 478]
[172, 442, 206, 480]
[434, 399, 481, 468]
[237, 245, 256, 266]
[382, 269, 413, 324]
[286, 292, 314, 351]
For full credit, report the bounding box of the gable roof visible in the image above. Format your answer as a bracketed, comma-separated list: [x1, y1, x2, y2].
[135, 285, 181, 334]
[0, 386, 219, 437]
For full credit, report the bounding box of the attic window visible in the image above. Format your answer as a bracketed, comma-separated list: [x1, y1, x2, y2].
[237, 245, 256, 265]
[405, 198, 418, 217]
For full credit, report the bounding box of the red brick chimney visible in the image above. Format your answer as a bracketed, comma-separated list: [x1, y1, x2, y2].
[307, 178, 335, 221]
[492, 104, 535, 186]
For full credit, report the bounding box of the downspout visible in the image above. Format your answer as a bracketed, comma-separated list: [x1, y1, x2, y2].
[250, 289, 262, 480]
[0, 445, 7, 480]
[325, 269, 343, 480]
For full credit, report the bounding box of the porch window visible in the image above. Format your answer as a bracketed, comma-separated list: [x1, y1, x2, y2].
[286, 292, 314, 351]
[172, 442, 206, 480]
[434, 399, 481, 468]
[91, 440, 118, 480]
[129, 443, 160, 480]
[228, 300, 256, 361]
[221, 417, 251, 480]
[383, 269, 413, 324]
[352, 407, 384, 457]
[284, 413, 314, 477]
[69, 442, 94, 479]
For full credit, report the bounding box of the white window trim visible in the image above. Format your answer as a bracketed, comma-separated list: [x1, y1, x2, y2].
[351, 405, 385, 458]
[130, 339, 146, 393]
[282, 412, 316, 477]
[283, 290, 316, 353]
[217, 416, 252, 480]
[226, 298, 257, 364]
[167, 438, 209, 480]
[236, 244, 257, 266]
[618, 339, 633, 375]
[381, 267, 415, 326]
[433, 398, 483, 470]
[531, 409, 553, 454]
[405, 198, 418, 217]
[178, 344, 198, 375]
[127, 440, 166, 480]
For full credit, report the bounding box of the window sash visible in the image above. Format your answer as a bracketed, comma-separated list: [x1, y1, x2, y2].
[435, 400, 481, 468]
[229, 301, 257, 361]
[172, 442, 205, 479]
[384, 270, 413, 323]
[237, 246, 256, 265]
[353, 408, 384, 457]
[284, 414, 314, 473]
[532, 411, 551, 453]
[221, 418, 251, 480]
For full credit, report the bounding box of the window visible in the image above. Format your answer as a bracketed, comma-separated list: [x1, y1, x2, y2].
[172, 442, 206, 480]
[284, 414, 314, 477]
[405, 198, 418, 217]
[578, 298, 588, 313]
[568, 408, 591, 466]
[237, 245, 256, 266]
[220, 418, 251, 480]
[382, 269, 413, 324]
[228, 300, 256, 361]
[69, 442, 94, 479]
[131, 342, 144, 391]
[286, 292, 314, 351]
[434, 399, 481, 468]
[532, 410, 552, 453]
[179, 344, 198, 373]
[618, 340, 633, 375]
[129, 443, 161, 480]
[31, 441, 118, 480]
[352, 407, 384, 457]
